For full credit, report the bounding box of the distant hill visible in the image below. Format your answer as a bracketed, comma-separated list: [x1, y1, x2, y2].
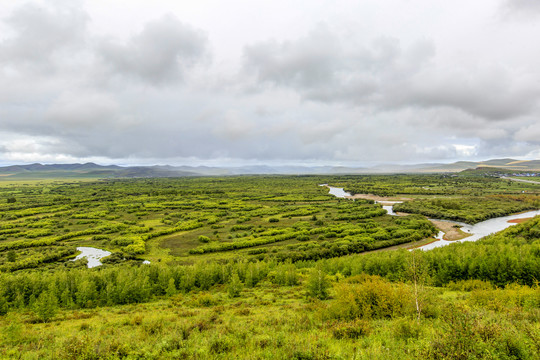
[0, 158, 539, 179]
[0, 163, 197, 179]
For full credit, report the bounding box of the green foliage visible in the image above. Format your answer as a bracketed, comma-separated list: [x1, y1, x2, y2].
[339, 174, 540, 197]
[270, 263, 298, 286]
[0, 294, 7, 316]
[306, 265, 330, 299]
[228, 272, 243, 298]
[0, 175, 445, 270]
[326, 275, 412, 320]
[394, 196, 537, 224]
[198, 235, 211, 243]
[331, 319, 372, 339]
[6, 250, 16, 262]
[0, 174, 539, 358]
[33, 287, 58, 322]
[166, 278, 177, 297]
[322, 216, 540, 287]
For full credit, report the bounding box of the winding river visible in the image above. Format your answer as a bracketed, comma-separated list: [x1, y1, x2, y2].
[324, 185, 540, 250]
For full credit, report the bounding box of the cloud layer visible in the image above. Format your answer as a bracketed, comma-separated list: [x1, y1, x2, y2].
[0, 0, 539, 166]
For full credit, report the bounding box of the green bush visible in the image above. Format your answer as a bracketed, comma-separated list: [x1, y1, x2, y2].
[198, 235, 211, 243]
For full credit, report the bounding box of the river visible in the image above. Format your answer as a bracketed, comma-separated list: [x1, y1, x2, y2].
[324, 185, 540, 250]
[320, 184, 352, 198]
[71, 247, 152, 268]
[72, 247, 111, 268]
[420, 209, 540, 250]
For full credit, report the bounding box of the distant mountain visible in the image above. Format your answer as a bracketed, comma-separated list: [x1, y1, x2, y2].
[0, 163, 196, 179]
[0, 158, 539, 179]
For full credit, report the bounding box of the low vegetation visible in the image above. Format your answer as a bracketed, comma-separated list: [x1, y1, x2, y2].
[0, 174, 539, 358]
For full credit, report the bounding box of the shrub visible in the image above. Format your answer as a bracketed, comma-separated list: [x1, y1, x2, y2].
[198, 235, 211, 243]
[331, 319, 372, 339]
[392, 318, 422, 340]
[326, 275, 412, 320]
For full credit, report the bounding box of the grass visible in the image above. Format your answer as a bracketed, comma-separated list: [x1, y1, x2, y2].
[1, 174, 540, 358]
[2, 276, 539, 359]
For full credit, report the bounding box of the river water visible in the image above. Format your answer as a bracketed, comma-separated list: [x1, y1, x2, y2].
[71, 247, 152, 267]
[72, 247, 111, 268]
[420, 209, 540, 250]
[324, 185, 540, 250]
[321, 184, 351, 198]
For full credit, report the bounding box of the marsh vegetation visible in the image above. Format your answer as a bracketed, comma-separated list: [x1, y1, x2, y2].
[0, 174, 539, 359]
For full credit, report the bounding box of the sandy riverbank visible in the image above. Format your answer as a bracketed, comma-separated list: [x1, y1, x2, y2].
[507, 217, 533, 224]
[429, 220, 472, 241]
[345, 193, 412, 202]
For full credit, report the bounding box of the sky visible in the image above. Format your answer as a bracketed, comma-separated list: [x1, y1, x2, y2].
[1, 0, 540, 167]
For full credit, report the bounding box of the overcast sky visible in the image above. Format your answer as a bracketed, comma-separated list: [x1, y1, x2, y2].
[1, 0, 539, 167]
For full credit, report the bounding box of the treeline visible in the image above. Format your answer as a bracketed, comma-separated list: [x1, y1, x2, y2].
[273, 228, 433, 263]
[0, 261, 295, 314]
[393, 196, 538, 224]
[336, 174, 540, 197]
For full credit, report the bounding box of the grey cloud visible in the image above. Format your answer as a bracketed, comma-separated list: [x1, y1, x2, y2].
[243, 28, 434, 105]
[475, 139, 538, 159]
[45, 91, 120, 130]
[0, 1, 89, 72]
[97, 15, 208, 85]
[0, 1, 539, 166]
[515, 123, 540, 143]
[406, 67, 540, 120]
[503, 0, 540, 14]
[243, 27, 540, 121]
[244, 26, 342, 89]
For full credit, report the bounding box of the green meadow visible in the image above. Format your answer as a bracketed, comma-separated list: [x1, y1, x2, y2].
[1, 175, 540, 359]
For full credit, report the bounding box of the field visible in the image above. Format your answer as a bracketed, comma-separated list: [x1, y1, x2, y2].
[0, 176, 443, 272]
[1, 174, 540, 359]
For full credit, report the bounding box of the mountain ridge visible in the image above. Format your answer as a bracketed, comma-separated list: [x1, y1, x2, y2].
[1, 158, 539, 179]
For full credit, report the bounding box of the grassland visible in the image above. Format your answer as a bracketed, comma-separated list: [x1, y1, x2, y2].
[0, 176, 441, 272]
[1, 174, 540, 359]
[2, 275, 540, 359]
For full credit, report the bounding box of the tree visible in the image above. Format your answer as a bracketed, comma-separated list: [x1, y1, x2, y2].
[166, 278, 177, 297]
[34, 288, 58, 322]
[228, 272, 243, 298]
[406, 250, 429, 321]
[307, 265, 331, 300]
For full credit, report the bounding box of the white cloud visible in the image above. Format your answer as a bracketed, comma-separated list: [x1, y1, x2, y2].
[0, 0, 539, 166]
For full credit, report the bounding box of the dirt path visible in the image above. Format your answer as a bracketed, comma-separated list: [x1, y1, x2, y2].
[501, 177, 540, 185]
